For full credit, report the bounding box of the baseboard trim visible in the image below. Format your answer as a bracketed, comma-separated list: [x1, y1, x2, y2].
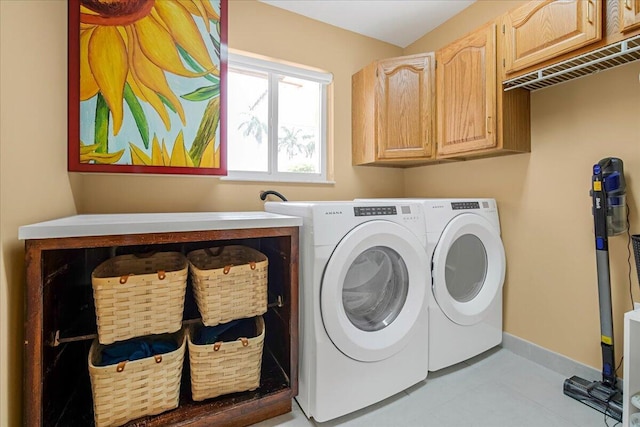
[501, 332, 623, 388]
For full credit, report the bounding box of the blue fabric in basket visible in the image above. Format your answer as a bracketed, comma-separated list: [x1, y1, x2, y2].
[99, 339, 177, 366]
[195, 318, 256, 345]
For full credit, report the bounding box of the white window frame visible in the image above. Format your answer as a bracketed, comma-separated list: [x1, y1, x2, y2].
[223, 51, 333, 183]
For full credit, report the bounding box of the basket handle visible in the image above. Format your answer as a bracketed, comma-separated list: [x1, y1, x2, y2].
[223, 265, 233, 274]
[154, 355, 162, 363]
[116, 361, 126, 372]
[119, 270, 165, 283]
[212, 338, 249, 351]
[249, 261, 256, 270]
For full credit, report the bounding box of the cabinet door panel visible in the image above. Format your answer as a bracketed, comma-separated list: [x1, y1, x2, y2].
[621, 0, 640, 32]
[504, 0, 602, 74]
[376, 54, 435, 160]
[437, 25, 496, 157]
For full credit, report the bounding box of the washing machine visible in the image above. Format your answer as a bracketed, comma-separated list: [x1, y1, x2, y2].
[264, 201, 430, 422]
[356, 198, 506, 371]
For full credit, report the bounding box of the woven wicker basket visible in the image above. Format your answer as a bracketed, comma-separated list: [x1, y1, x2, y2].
[188, 316, 264, 401]
[92, 252, 188, 344]
[88, 330, 186, 427]
[187, 246, 268, 326]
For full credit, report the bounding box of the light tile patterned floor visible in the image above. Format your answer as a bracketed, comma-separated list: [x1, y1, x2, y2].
[253, 348, 620, 427]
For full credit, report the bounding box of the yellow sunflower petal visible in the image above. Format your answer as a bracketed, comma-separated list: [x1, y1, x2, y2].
[80, 143, 100, 155]
[169, 131, 194, 167]
[80, 28, 99, 100]
[151, 135, 164, 165]
[199, 138, 218, 168]
[133, 15, 205, 78]
[154, 1, 218, 73]
[201, 0, 220, 21]
[129, 143, 151, 165]
[80, 149, 125, 164]
[129, 28, 186, 124]
[178, 0, 210, 32]
[126, 74, 147, 102]
[149, 8, 170, 33]
[88, 26, 128, 134]
[161, 140, 171, 166]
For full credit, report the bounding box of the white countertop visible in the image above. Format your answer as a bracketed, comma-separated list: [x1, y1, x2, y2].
[18, 212, 303, 240]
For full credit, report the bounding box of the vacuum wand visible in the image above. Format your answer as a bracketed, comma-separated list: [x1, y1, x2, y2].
[562, 157, 627, 422]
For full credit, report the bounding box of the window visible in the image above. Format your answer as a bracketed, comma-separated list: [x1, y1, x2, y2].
[226, 52, 332, 182]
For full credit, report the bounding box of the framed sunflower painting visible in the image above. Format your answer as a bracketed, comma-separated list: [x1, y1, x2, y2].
[68, 0, 227, 175]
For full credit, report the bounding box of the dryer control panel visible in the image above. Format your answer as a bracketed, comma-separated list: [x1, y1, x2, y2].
[354, 206, 397, 216]
[451, 201, 480, 210]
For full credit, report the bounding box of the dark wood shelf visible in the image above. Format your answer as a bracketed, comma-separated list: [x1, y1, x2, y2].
[24, 227, 299, 427]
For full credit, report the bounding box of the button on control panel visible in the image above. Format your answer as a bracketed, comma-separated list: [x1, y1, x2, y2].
[451, 201, 480, 210]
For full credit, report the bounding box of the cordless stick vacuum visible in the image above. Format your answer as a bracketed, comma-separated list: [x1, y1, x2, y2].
[563, 157, 627, 422]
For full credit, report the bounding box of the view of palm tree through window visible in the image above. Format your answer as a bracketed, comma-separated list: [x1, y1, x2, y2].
[227, 67, 322, 175]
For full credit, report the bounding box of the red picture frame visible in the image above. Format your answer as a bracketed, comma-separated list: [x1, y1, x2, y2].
[68, 0, 227, 175]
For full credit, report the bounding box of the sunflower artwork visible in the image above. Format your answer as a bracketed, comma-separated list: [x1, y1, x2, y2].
[68, 0, 227, 175]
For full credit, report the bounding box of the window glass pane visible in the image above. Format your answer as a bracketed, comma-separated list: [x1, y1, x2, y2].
[277, 76, 321, 174]
[227, 68, 269, 172]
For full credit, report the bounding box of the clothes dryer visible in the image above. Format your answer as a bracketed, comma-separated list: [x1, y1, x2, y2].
[264, 201, 430, 422]
[356, 198, 506, 371]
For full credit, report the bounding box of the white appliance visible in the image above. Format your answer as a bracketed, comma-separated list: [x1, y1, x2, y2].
[356, 198, 506, 371]
[264, 201, 430, 422]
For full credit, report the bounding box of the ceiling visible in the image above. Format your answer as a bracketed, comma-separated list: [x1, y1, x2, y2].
[259, 0, 476, 48]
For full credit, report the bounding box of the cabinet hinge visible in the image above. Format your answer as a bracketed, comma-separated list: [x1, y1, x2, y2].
[502, 24, 505, 34]
[503, 58, 505, 68]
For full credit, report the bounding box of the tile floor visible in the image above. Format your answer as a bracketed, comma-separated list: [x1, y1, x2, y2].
[253, 347, 621, 427]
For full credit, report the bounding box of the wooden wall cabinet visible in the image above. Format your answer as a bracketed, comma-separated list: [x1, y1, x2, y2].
[352, 53, 437, 167]
[502, 0, 603, 75]
[436, 23, 531, 160]
[621, 0, 640, 32]
[22, 219, 299, 427]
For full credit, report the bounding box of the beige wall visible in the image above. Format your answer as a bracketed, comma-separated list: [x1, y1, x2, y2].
[0, 1, 403, 425]
[403, 1, 640, 371]
[1, 2, 79, 426]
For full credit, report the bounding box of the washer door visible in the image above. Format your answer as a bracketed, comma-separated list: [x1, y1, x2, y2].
[320, 220, 428, 362]
[432, 213, 505, 326]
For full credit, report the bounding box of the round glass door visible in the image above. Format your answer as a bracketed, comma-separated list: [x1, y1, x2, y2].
[342, 246, 409, 332]
[432, 214, 505, 326]
[321, 220, 428, 362]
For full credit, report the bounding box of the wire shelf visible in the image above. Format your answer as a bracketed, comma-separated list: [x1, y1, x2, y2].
[503, 34, 640, 92]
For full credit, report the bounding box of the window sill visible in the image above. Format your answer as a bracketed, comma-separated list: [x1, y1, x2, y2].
[220, 175, 335, 185]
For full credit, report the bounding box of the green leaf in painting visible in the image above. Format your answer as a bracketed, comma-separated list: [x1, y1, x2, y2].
[157, 93, 178, 114]
[176, 45, 219, 84]
[94, 93, 109, 153]
[209, 33, 220, 59]
[181, 85, 220, 102]
[189, 96, 220, 165]
[123, 83, 150, 149]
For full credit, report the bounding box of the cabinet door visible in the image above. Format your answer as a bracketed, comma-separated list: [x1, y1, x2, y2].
[503, 0, 602, 74]
[621, 0, 640, 32]
[436, 24, 497, 157]
[376, 54, 435, 160]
